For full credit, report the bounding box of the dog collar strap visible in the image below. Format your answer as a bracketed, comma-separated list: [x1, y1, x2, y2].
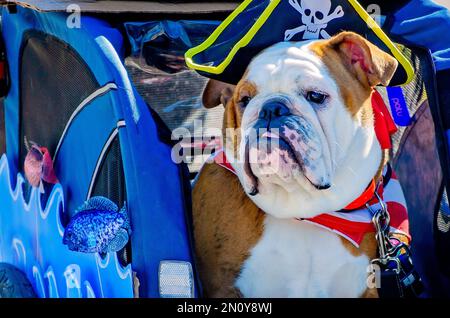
[212, 151, 409, 247]
[213, 149, 381, 211]
[341, 163, 395, 212]
[342, 179, 377, 211]
[212, 149, 235, 173]
[303, 165, 410, 247]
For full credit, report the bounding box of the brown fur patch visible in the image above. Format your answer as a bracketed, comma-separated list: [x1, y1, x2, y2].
[193, 163, 265, 298]
[202, 79, 235, 109]
[309, 41, 374, 125]
[310, 37, 391, 185]
[309, 32, 398, 128]
[340, 233, 379, 298]
[195, 78, 263, 298]
[223, 80, 258, 156]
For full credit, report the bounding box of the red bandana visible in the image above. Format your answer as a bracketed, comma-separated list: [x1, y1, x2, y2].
[372, 90, 398, 150]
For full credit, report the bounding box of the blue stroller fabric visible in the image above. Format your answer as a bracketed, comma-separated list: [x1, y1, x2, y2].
[388, 0, 450, 72]
[125, 20, 220, 74]
[0, 6, 198, 298]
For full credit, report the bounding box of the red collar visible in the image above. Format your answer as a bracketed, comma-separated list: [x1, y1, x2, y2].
[342, 179, 377, 211]
[212, 148, 409, 247]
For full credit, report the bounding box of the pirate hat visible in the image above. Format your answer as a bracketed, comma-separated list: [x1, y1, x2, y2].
[185, 0, 414, 86]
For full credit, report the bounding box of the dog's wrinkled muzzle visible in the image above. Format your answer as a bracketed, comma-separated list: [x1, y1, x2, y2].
[244, 97, 331, 194]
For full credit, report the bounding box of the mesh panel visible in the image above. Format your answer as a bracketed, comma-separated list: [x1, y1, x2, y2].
[385, 47, 450, 292]
[388, 47, 440, 227]
[438, 189, 450, 234]
[91, 136, 129, 265]
[437, 186, 450, 278]
[126, 58, 224, 173]
[91, 136, 126, 208]
[380, 47, 442, 220]
[19, 31, 99, 167]
[376, 46, 428, 155]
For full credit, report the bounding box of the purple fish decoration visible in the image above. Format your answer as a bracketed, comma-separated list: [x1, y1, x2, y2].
[63, 196, 131, 254]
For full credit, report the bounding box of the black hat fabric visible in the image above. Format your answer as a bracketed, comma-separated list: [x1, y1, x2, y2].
[185, 0, 414, 86]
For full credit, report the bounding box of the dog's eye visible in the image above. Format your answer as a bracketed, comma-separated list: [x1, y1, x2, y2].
[306, 91, 327, 104]
[240, 96, 252, 107]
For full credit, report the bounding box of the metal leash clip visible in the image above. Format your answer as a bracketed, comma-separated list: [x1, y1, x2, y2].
[366, 192, 393, 264]
[366, 191, 424, 298]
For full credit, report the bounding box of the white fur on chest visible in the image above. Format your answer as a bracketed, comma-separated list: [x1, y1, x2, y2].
[235, 216, 370, 298]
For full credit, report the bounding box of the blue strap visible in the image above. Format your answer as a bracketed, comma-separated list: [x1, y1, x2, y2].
[386, 86, 412, 126]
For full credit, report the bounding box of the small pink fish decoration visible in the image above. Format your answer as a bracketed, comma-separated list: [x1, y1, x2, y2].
[24, 137, 58, 193]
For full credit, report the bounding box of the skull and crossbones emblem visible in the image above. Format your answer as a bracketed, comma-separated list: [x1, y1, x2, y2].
[284, 0, 344, 41]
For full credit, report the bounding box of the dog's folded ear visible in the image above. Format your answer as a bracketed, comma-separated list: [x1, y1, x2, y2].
[328, 31, 399, 87]
[202, 79, 235, 108]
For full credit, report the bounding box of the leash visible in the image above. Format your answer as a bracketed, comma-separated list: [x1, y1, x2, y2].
[367, 187, 424, 298]
[362, 91, 424, 297]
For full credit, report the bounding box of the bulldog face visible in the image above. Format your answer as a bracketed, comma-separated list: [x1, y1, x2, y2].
[203, 32, 398, 219]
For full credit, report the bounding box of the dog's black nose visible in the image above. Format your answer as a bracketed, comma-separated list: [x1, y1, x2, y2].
[259, 101, 291, 121]
[315, 183, 331, 190]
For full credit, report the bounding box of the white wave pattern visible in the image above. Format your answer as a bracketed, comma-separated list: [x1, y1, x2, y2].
[0, 155, 134, 298]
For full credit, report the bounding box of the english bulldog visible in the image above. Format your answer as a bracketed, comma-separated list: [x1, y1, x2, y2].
[193, 31, 400, 298]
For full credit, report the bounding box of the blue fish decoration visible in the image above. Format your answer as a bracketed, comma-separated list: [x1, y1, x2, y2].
[63, 196, 131, 253]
